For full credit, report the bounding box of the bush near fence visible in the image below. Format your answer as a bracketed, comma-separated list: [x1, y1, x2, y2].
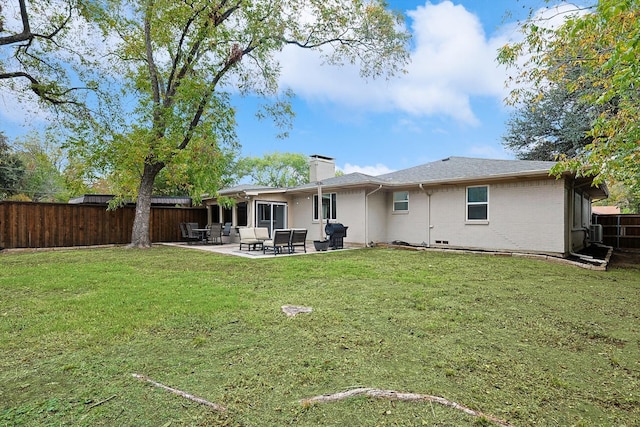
[0, 201, 207, 249]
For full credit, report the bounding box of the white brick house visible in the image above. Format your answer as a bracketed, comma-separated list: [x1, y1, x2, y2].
[205, 155, 607, 256]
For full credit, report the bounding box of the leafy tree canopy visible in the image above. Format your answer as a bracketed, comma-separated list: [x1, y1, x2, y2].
[236, 152, 309, 188]
[498, 0, 639, 201]
[1, 0, 101, 107]
[13, 132, 70, 202]
[0, 131, 25, 199]
[61, 0, 409, 247]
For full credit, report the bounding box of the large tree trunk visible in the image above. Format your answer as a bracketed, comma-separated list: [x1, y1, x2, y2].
[129, 162, 163, 248]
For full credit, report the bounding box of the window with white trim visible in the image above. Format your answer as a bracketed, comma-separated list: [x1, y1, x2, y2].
[393, 191, 409, 212]
[313, 193, 337, 220]
[466, 186, 488, 221]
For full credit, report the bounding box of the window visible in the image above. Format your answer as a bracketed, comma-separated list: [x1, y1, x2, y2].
[258, 203, 271, 222]
[313, 193, 337, 220]
[393, 191, 409, 212]
[573, 191, 590, 228]
[237, 202, 248, 226]
[223, 207, 233, 224]
[211, 205, 220, 223]
[467, 186, 488, 221]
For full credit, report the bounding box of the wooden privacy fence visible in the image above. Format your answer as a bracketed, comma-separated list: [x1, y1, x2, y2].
[0, 201, 207, 249]
[592, 214, 640, 250]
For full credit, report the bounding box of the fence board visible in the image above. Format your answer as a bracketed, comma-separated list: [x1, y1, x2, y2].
[592, 214, 640, 250]
[0, 201, 207, 249]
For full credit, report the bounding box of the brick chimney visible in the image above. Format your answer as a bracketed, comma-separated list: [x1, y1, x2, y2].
[309, 155, 335, 182]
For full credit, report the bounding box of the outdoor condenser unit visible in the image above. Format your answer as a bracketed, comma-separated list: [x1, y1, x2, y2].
[589, 224, 603, 243]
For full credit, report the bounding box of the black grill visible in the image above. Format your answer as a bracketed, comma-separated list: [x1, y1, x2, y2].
[325, 222, 348, 249]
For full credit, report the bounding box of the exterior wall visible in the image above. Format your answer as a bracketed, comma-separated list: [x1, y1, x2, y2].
[383, 189, 429, 244]
[289, 190, 366, 243]
[334, 189, 366, 244]
[290, 194, 319, 240]
[366, 190, 388, 243]
[380, 178, 568, 255]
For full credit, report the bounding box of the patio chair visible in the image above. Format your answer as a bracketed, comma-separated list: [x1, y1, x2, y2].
[289, 228, 307, 253]
[262, 229, 292, 255]
[185, 222, 203, 243]
[254, 227, 270, 242]
[208, 223, 223, 244]
[239, 227, 263, 251]
[222, 222, 232, 243]
[180, 222, 199, 244]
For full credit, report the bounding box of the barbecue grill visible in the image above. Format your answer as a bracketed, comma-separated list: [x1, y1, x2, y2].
[324, 222, 348, 249]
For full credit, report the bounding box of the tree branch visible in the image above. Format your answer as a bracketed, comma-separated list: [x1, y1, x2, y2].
[132, 373, 226, 411]
[0, 0, 31, 45]
[301, 388, 514, 427]
[144, 0, 161, 105]
[0, 71, 85, 105]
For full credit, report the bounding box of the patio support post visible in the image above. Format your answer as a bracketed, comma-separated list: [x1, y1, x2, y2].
[317, 183, 323, 240]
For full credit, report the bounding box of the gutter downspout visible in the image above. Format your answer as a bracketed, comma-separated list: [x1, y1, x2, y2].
[365, 185, 383, 246]
[419, 184, 432, 247]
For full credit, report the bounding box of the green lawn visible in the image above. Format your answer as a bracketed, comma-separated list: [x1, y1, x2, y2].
[1, 246, 639, 426]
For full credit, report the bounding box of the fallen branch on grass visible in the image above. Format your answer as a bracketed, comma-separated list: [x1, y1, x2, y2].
[87, 394, 117, 410]
[132, 373, 226, 412]
[300, 388, 513, 427]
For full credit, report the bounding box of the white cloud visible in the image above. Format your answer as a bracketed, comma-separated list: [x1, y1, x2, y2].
[340, 163, 395, 176]
[278, 1, 515, 125]
[393, 1, 511, 124]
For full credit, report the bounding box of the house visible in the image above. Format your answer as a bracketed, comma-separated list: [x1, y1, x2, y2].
[204, 155, 608, 256]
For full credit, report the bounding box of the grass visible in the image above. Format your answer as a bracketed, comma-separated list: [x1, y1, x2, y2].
[1, 246, 639, 426]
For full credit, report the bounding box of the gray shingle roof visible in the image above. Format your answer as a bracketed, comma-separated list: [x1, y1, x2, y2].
[218, 184, 278, 195]
[216, 157, 559, 196]
[376, 156, 556, 184]
[294, 172, 385, 190]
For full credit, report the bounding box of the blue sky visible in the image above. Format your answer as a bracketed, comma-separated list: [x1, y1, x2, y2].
[1, 0, 568, 176]
[236, 0, 552, 175]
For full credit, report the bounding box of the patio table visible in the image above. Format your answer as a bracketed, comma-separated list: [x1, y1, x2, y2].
[192, 228, 210, 244]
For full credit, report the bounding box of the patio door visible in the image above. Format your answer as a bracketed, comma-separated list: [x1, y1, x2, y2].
[256, 202, 287, 236]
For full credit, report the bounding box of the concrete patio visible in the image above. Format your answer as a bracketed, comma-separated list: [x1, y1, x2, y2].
[160, 241, 355, 258]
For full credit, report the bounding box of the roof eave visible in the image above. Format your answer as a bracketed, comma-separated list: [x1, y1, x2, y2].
[400, 170, 556, 187]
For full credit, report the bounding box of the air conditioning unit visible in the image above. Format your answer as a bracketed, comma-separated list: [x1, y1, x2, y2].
[589, 224, 603, 243]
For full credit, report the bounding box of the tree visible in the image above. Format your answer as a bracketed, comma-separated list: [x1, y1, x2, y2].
[70, 0, 409, 248]
[13, 132, 70, 202]
[0, 131, 25, 199]
[236, 152, 309, 187]
[498, 1, 639, 201]
[1, 0, 96, 105]
[502, 71, 601, 161]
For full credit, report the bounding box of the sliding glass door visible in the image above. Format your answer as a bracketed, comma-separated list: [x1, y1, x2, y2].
[256, 202, 287, 236]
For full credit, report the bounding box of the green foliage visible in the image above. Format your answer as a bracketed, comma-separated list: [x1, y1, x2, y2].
[13, 132, 70, 202]
[0, 131, 26, 199]
[1, 247, 639, 425]
[498, 0, 640, 201]
[236, 152, 310, 187]
[0, 0, 105, 107]
[502, 71, 602, 161]
[63, 0, 409, 246]
[596, 181, 640, 213]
